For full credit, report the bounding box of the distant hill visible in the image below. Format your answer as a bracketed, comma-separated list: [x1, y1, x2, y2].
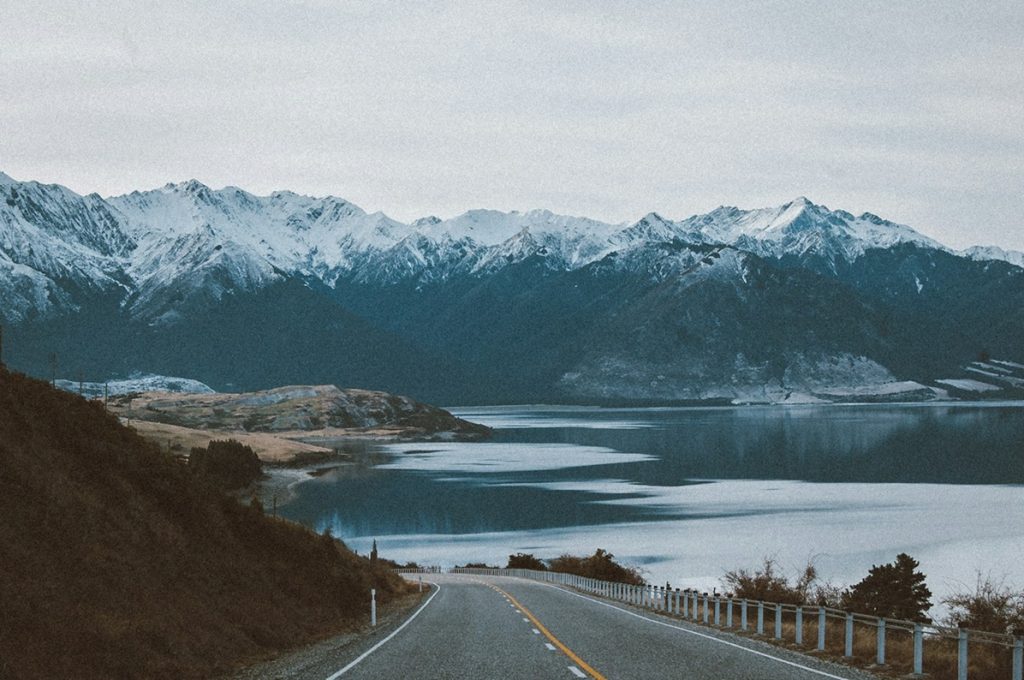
[109, 384, 491, 437]
[0, 368, 410, 680]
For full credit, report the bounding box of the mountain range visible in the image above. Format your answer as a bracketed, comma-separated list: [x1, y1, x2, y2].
[2, 170, 1022, 404]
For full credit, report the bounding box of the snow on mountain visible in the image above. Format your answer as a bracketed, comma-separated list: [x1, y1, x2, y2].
[55, 373, 215, 398]
[418, 208, 621, 246]
[0, 249, 66, 321]
[0, 173, 132, 311]
[109, 180, 408, 278]
[962, 245, 1024, 269]
[126, 224, 284, 323]
[0, 169, 1000, 326]
[675, 197, 945, 266]
[348, 232, 478, 285]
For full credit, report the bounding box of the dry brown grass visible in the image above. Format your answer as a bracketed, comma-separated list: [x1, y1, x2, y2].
[129, 419, 333, 464]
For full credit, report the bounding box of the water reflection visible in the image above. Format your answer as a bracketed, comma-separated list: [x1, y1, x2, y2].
[279, 404, 1024, 541]
[478, 404, 1024, 484]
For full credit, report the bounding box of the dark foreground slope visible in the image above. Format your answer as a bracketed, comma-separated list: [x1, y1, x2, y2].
[0, 369, 409, 680]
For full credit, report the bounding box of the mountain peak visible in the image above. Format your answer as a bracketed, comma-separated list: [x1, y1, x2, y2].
[163, 179, 211, 194]
[638, 211, 670, 225]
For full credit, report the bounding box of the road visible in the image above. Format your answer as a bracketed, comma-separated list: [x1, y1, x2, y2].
[238, 574, 877, 679]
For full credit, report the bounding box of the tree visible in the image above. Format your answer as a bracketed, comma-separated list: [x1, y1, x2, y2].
[943, 575, 1024, 634]
[547, 549, 644, 585]
[507, 552, 547, 570]
[842, 553, 932, 622]
[188, 439, 262, 490]
[722, 556, 819, 605]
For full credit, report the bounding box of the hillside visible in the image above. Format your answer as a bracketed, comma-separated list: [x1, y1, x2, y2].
[0, 368, 411, 680]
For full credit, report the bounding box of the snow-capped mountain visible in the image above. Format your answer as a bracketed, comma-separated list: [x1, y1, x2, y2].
[2, 170, 1021, 404]
[961, 245, 1024, 269]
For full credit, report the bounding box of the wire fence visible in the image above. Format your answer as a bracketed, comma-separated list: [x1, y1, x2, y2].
[396, 566, 1024, 680]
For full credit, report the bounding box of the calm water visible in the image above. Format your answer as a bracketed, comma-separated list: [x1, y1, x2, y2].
[280, 403, 1024, 600]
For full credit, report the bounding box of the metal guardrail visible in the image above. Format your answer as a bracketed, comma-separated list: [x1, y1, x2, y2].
[398, 566, 1024, 680]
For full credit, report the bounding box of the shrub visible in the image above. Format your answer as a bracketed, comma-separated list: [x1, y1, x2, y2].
[942, 575, 1024, 634]
[722, 556, 819, 604]
[507, 552, 548, 570]
[189, 439, 262, 490]
[842, 553, 932, 622]
[548, 549, 645, 585]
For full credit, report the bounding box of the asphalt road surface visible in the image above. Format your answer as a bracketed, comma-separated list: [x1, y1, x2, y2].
[241, 574, 878, 679]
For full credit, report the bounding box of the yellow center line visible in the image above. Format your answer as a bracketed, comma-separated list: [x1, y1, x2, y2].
[492, 585, 607, 680]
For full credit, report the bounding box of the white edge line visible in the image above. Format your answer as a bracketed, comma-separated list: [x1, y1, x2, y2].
[526, 580, 852, 680]
[568, 666, 587, 678]
[325, 583, 441, 679]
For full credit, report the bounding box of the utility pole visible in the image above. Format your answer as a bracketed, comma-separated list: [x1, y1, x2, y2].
[104, 382, 109, 408]
[49, 352, 58, 387]
[0, 324, 5, 370]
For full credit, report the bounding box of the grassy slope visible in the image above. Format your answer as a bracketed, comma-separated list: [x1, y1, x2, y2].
[0, 369, 409, 680]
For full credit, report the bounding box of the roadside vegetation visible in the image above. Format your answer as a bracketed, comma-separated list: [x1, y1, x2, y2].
[505, 549, 645, 585]
[723, 553, 932, 621]
[0, 369, 412, 680]
[721, 555, 1023, 680]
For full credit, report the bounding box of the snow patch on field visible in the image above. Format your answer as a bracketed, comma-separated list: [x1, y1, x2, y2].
[936, 378, 1001, 393]
[56, 373, 215, 398]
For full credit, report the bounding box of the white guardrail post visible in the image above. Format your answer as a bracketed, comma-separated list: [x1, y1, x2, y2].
[913, 623, 923, 676]
[674, 588, 680, 615]
[817, 607, 826, 651]
[775, 604, 783, 640]
[715, 597, 721, 626]
[757, 601, 765, 635]
[741, 599, 748, 630]
[795, 606, 803, 645]
[1013, 636, 1023, 680]
[957, 628, 968, 680]
[876, 618, 886, 666]
[703, 594, 710, 624]
[682, 589, 689, 617]
[371, 588, 377, 627]
[727, 598, 734, 628]
[845, 613, 854, 657]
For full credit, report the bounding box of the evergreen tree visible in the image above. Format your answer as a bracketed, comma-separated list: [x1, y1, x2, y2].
[842, 553, 932, 622]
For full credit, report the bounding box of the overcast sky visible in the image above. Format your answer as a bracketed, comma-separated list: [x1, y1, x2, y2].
[1, 1, 1022, 250]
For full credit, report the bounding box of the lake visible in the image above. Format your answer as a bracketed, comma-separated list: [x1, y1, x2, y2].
[278, 403, 1024, 606]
